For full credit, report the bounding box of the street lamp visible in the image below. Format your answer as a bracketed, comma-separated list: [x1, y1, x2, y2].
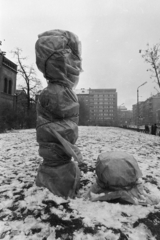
[137, 81, 147, 131]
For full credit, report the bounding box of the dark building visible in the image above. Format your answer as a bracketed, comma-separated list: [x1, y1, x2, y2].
[156, 109, 160, 125]
[117, 106, 132, 126]
[0, 53, 17, 107]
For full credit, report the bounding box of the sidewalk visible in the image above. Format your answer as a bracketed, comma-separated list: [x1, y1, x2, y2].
[0, 127, 160, 240]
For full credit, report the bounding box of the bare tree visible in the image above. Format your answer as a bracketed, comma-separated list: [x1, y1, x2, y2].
[140, 43, 160, 89]
[12, 48, 42, 112]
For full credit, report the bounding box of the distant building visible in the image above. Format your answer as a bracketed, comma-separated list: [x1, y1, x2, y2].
[117, 106, 132, 126]
[143, 93, 160, 125]
[139, 101, 145, 125]
[76, 88, 117, 126]
[13, 89, 28, 110]
[156, 109, 160, 124]
[132, 93, 160, 125]
[0, 53, 17, 107]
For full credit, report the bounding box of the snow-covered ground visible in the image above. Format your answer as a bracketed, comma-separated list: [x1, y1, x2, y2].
[0, 127, 160, 240]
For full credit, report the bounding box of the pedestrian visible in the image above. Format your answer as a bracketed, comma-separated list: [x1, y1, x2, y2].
[154, 123, 157, 135]
[145, 125, 149, 134]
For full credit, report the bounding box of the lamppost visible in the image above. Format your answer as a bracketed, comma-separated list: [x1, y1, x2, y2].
[137, 81, 147, 131]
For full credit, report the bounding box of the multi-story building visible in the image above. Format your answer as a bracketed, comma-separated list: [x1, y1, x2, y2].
[0, 53, 17, 107]
[132, 101, 144, 125]
[156, 109, 160, 124]
[132, 93, 160, 125]
[76, 88, 117, 126]
[138, 101, 145, 125]
[75, 88, 90, 108]
[144, 93, 160, 125]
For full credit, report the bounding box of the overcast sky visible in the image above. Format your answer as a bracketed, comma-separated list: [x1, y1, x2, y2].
[1, 0, 160, 109]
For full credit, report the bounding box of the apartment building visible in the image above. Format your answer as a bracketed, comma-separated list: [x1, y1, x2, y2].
[156, 109, 160, 124]
[76, 88, 117, 126]
[132, 93, 160, 125]
[143, 93, 160, 125]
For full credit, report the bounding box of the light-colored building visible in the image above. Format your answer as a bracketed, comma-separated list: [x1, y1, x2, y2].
[0, 53, 17, 107]
[76, 88, 117, 126]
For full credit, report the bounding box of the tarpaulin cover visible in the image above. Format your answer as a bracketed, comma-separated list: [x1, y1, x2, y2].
[96, 151, 142, 190]
[35, 30, 82, 199]
[85, 151, 154, 205]
[35, 29, 82, 89]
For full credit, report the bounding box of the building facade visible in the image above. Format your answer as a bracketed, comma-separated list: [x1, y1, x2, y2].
[117, 106, 132, 126]
[132, 93, 160, 125]
[156, 109, 160, 124]
[0, 53, 17, 107]
[144, 93, 160, 125]
[76, 88, 117, 126]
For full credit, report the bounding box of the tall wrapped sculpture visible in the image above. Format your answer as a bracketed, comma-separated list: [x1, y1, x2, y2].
[35, 30, 82, 198]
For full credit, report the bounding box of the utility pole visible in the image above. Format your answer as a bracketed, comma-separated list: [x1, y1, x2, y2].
[137, 81, 147, 131]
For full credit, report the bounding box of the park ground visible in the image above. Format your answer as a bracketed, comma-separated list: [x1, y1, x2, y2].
[0, 127, 160, 240]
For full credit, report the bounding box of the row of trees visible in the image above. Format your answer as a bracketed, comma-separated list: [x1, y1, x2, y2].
[0, 101, 36, 132]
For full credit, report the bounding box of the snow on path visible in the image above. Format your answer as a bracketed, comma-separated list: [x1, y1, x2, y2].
[0, 127, 160, 240]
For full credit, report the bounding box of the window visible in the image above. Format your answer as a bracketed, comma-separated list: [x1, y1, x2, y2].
[4, 78, 8, 93]
[8, 80, 12, 94]
[3, 78, 12, 94]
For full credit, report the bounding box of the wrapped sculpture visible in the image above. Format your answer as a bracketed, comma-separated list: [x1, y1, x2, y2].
[35, 30, 82, 198]
[85, 151, 155, 205]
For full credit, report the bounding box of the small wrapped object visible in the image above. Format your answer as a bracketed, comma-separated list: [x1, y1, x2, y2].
[35, 30, 82, 198]
[85, 151, 154, 205]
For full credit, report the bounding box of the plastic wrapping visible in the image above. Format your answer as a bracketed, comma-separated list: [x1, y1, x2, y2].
[35, 29, 82, 89]
[85, 151, 153, 205]
[96, 151, 142, 190]
[35, 30, 82, 198]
